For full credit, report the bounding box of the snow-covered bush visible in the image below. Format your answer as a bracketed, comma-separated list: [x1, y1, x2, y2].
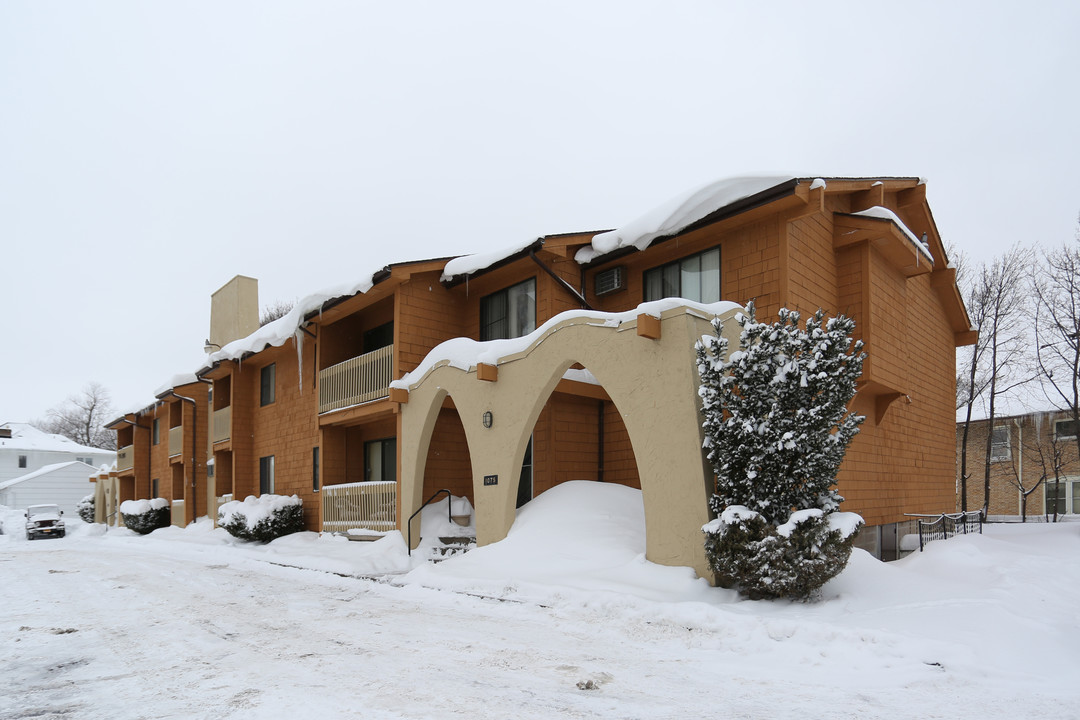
[704, 506, 862, 600]
[77, 494, 95, 524]
[218, 494, 303, 543]
[697, 301, 865, 600]
[120, 498, 171, 534]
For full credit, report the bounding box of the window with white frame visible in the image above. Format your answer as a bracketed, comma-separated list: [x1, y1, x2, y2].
[1055, 419, 1078, 441]
[1044, 478, 1080, 515]
[990, 425, 1010, 462]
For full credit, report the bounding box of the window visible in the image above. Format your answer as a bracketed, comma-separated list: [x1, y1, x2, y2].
[517, 437, 533, 509]
[152, 419, 160, 445]
[644, 247, 721, 303]
[480, 278, 536, 341]
[259, 455, 275, 494]
[1044, 479, 1080, 515]
[18, 455, 27, 468]
[260, 364, 276, 406]
[152, 478, 159, 498]
[1055, 419, 1078, 441]
[312, 447, 320, 493]
[990, 425, 1010, 462]
[364, 438, 396, 483]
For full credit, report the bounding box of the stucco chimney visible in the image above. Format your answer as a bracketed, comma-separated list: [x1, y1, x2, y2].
[208, 275, 259, 351]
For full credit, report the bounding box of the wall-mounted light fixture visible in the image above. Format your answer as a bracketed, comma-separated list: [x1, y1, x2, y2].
[482, 411, 493, 429]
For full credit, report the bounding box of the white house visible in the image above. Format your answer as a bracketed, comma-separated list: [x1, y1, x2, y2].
[0, 422, 115, 486]
[0, 461, 98, 515]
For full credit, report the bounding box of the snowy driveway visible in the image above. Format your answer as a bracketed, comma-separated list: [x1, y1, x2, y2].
[2, 496, 1079, 719]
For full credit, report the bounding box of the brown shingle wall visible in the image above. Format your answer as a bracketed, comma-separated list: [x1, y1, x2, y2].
[423, 408, 472, 501]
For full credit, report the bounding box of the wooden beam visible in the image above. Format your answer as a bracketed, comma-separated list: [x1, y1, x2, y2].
[477, 363, 498, 382]
[637, 314, 661, 339]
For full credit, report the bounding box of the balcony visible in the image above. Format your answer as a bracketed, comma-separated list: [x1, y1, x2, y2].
[213, 406, 231, 444]
[318, 345, 393, 414]
[168, 426, 183, 458]
[321, 481, 397, 533]
[117, 444, 134, 472]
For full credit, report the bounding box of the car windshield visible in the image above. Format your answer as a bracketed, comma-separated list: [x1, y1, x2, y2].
[27, 505, 60, 518]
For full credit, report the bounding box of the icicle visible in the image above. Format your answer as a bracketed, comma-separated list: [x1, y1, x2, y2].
[294, 328, 305, 395]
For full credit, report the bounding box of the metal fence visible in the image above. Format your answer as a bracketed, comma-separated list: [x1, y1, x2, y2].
[916, 511, 983, 551]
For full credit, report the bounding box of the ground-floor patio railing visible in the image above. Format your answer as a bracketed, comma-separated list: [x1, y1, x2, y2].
[321, 481, 397, 533]
[914, 511, 983, 551]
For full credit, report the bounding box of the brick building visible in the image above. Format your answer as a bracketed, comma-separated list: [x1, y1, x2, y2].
[100, 175, 973, 572]
[957, 410, 1080, 520]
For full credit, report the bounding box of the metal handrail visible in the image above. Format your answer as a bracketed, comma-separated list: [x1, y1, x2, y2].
[406, 489, 453, 556]
[916, 510, 982, 551]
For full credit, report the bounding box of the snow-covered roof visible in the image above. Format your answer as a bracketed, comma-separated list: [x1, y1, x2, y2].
[200, 271, 384, 371]
[574, 176, 796, 264]
[849, 206, 933, 261]
[155, 372, 201, 398]
[0, 423, 116, 455]
[0, 460, 95, 491]
[440, 238, 541, 284]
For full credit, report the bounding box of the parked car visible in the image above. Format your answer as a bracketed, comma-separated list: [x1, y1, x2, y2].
[25, 504, 65, 540]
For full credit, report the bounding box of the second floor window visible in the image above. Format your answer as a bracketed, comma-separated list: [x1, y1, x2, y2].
[644, 247, 720, 304]
[261, 364, 276, 406]
[1055, 419, 1078, 441]
[481, 278, 536, 341]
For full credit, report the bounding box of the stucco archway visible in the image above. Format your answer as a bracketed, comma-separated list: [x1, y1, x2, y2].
[398, 302, 742, 581]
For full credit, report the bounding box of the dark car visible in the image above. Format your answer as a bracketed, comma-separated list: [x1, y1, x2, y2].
[25, 504, 65, 540]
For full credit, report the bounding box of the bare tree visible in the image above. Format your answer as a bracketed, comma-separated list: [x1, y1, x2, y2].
[1032, 233, 1080, 468]
[967, 247, 1035, 519]
[956, 257, 991, 511]
[260, 299, 296, 326]
[1005, 413, 1067, 522]
[34, 382, 117, 450]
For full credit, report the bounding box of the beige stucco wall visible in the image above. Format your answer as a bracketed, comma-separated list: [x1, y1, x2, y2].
[398, 304, 742, 583]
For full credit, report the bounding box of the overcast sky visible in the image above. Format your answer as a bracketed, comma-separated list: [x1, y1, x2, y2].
[2, 1, 1078, 424]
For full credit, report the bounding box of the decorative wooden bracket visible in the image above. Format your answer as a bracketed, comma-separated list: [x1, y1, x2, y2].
[477, 363, 498, 382]
[637, 314, 661, 340]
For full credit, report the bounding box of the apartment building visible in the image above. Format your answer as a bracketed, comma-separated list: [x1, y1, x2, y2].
[102, 175, 973, 577]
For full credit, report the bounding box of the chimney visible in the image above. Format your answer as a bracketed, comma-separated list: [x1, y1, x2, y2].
[207, 275, 259, 353]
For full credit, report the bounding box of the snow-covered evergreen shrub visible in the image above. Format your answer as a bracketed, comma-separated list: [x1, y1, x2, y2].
[218, 494, 303, 543]
[697, 301, 866, 600]
[77, 494, 95, 524]
[704, 506, 862, 600]
[120, 498, 171, 534]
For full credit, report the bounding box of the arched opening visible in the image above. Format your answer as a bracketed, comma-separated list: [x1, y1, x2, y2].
[520, 361, 642, 506]
[421, 398, 473, 507]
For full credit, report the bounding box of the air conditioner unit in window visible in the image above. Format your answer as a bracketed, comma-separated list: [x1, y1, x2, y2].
[594, 266, 626, 296]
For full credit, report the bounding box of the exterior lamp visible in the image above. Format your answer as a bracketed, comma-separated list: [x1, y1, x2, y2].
[482, 411, 493, 429]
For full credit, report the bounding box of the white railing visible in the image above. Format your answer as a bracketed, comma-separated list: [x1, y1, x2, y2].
[318, 345, 394, 414]
[215, 494, 233, 519]
[168, 426, 183, 458]
[321, 481, 397, 533]
[117, 444, 134, 472]
[213, 406, 231, 443]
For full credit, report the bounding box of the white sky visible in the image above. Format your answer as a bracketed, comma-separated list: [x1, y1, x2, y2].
[2, 1, 1078, 423]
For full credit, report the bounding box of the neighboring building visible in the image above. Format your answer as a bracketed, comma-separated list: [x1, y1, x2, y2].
[0, 422, 115, 486]
[957, 410, 1080, 520]
[105, 176, 973, 576]
[0, 460, 98, 515]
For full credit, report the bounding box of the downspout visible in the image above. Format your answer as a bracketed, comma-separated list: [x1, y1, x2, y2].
[597, 400, 605, 483]
[529, 250, 594, 310]
[1014, 416, 1023, 517]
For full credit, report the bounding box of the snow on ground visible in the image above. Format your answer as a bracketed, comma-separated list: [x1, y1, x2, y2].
[2, 485, 1079, 719]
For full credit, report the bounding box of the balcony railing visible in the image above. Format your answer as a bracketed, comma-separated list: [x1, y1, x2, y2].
[318, 345, 394, 414]
[117, 444, 134, 472]
[321, 480, 397, 533]
[168, 426, 183, 458]
[213, 406, 231, 443]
